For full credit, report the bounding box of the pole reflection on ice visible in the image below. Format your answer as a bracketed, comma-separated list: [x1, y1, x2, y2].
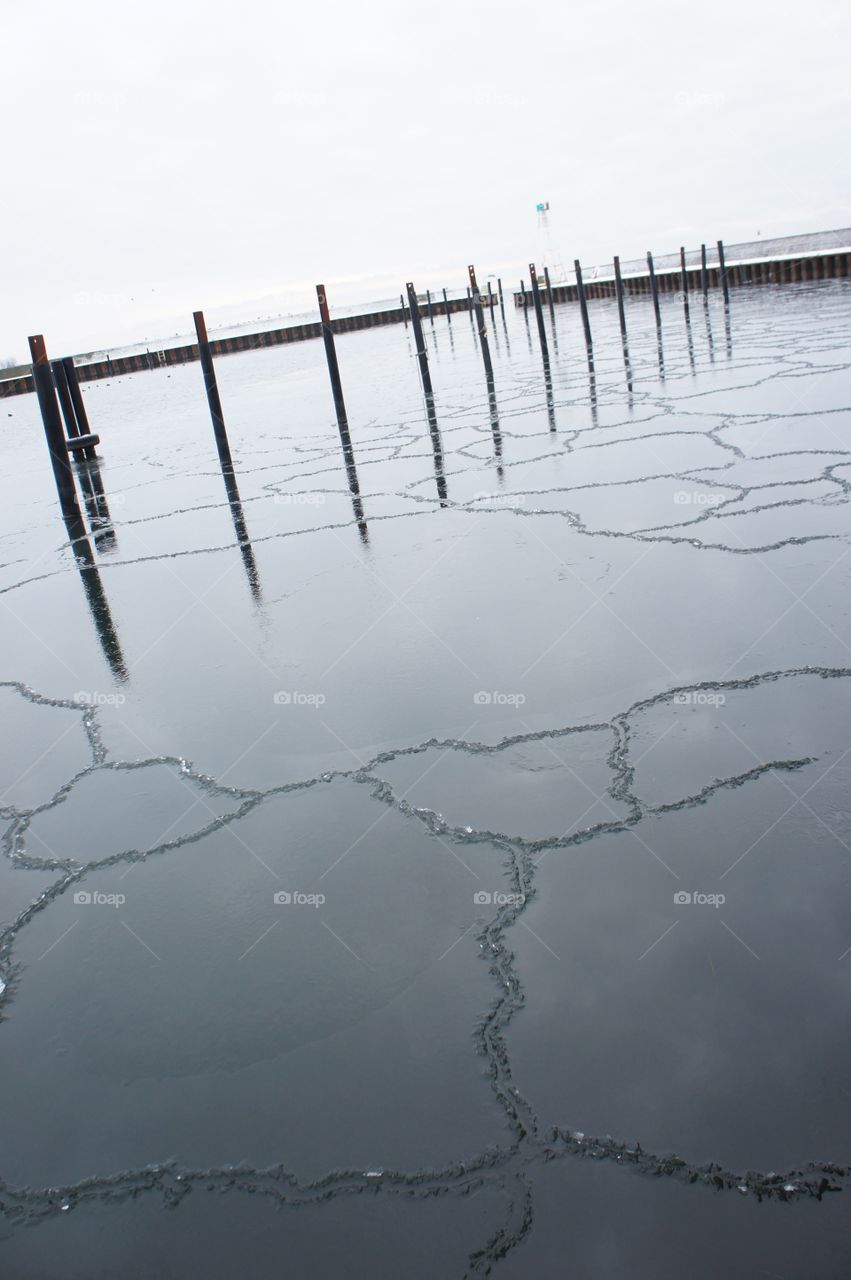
[487, 373, 503, 475]
[704, 295, 716, 363]
[62, 512, 128, 684]
[543, 353, 556, 432]
[73, 457, 118, 554]
[218, 460, 263, 604]
[587, 347, 598, 429]
[724, 305, 732, 359]
[656, 323, 666, 382]
[425, 394, 448, 506]
[685, 309, 696, 374]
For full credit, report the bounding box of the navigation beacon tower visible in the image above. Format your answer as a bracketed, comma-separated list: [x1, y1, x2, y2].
[536, 201, 567, 284]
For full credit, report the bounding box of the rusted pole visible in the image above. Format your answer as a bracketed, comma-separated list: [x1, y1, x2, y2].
[468, 265, 494, 380]
[316, 285, 351, 439]
[680, 246, 690, 322]
[62, 358, 92, 437]
[543, 266, 556, 322]
[528, 263, 549, 360]
[406, 282, 434, 399]
[29, 335, 79, 522]
[647, 251, 662, 328]
[613, 256, 628, 341]
[717, 240, 730, 304]
[62, 357, 97, 459]
[52, 359, 80, 439]
[193, 310, 233, 470]
[574, 259, 593, 349]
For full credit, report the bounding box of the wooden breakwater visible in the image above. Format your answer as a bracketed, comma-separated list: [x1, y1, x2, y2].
[0, 292, 487, 400]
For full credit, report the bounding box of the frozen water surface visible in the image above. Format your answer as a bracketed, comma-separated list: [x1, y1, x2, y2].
[0, 281, 850, 1273]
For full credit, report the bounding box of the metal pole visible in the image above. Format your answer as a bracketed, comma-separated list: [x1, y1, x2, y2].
[442, 287, 452, 323]
[613, 256, 628, 341]
[62, 357, 97, 459]
[647, 251, 662, 328]
[29, 335, 79, 523]
[497, 278, 505, 313]
[468, 265, 494, 380]
[52, 358, 80, 439]
[315, 285, 351, 439]
[700, 244, 708, 298]
[193, 310, 234, 470]
[466, 286, 473, 318]
[543, 266, 556, 319]
[400, 293, 408, 326]
[406, 282, 434, 399]
[528, 263, 549, 360]
[573, 260, 593, 349]
[680, 246, 690, 321]
[717, 240, 730, 304]
[426, 289, 434, 325]
[520, 280, 528, 310]
[62, 358, 91, 434]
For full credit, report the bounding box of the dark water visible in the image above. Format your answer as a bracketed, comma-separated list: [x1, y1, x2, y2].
[1, 281, 850, 1277]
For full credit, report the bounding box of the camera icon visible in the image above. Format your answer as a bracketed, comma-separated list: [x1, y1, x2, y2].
[273, 691, 292, 705]
[74, 891, 92, 905]
[473, 891, 492, 905]
[273, 891, 292, 905]
[673, 891, 692, 905]
[473, 691, 492, 705]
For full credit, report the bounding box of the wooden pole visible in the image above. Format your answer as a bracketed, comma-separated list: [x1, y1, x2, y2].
[574, 259, 593, 349]
[29, 334, 79, 522]
[468, 265, 494, 380]
[193, 310, 233, 470]
[406, 282, 434, 399]
[613, 256, 628, 341]
[315, 285, 351, 440]
[717, 240, 730, 304]
[528, 263, 549, 360]
[647, 251, 662, 328]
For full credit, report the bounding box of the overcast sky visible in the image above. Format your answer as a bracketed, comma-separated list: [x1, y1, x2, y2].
[1, 0, 848, 359]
